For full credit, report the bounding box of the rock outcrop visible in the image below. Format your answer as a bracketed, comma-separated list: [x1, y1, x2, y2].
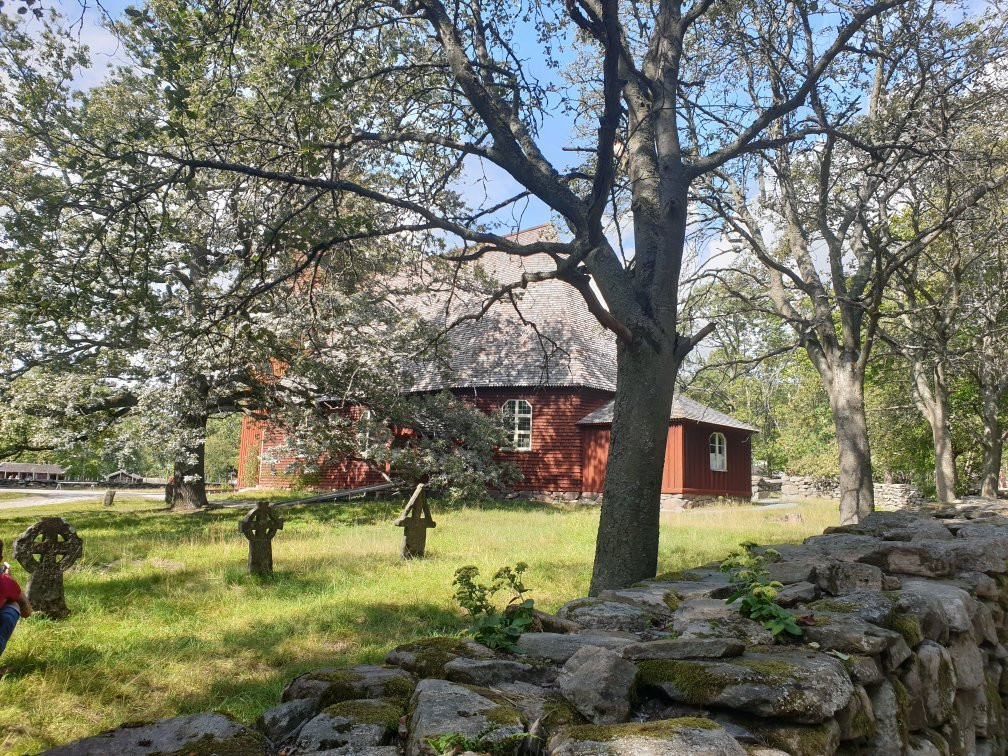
[44, 500, 1008, 755]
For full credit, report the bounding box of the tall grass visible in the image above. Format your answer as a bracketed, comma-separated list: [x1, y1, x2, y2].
[0, 496, 836, 754]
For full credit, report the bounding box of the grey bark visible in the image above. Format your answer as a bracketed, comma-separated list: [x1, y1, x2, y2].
[980, 383, 1003, 498]
[590, 339, 681, 593]
[823, 360, 875, 525]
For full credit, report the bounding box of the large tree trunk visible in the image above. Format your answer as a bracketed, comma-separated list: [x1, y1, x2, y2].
[589, 341, 679, 594]
[911, 360, 957, 502]
[168, 434, 210, 510]
[980, 383, 1002, 499]
[168, 377, 210, 511]
[815, 356, 875, 525]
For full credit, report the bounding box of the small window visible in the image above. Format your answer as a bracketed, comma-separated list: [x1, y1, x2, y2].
[502, 399, 533, 451]
[709, 432, 727, 471]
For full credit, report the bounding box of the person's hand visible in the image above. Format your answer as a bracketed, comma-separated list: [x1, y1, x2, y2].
[1, 562, 10, 576]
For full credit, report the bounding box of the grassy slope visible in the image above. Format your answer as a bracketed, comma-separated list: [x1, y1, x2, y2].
[0, 496, 836, 754]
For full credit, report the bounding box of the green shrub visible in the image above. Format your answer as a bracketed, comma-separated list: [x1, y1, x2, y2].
[452, 562, 536, 652]
[720, 544, 802, 639]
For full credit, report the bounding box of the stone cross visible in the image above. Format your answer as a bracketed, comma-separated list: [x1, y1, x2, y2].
[239, 501, 284, 576]
[13, 517, 83, 619]
[395, 484, 436, 559]
[102, 489, 116, 507]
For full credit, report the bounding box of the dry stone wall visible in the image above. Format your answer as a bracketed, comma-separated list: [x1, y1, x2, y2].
[46, 502, 1008, 756]
[778, 474, 925, 508]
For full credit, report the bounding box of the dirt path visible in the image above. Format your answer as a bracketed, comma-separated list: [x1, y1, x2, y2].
[0, 489, 163, 511]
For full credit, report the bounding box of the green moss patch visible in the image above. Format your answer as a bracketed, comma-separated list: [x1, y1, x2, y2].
[540, 696, 587, 730]
[748, 721, 836, 756]
[163, 731, 270, 756]
[663, 592, 682, 611]
[394, 636, 478, 679]
[809, 599, 858, 613]
[650, 570, 704, 583]
[310, 670, 364, 706]
[567, 717, 720, 742]
[886, 612, 923, 648]
[323, 699, 403, 731]
[636, 660, 728, 705]
[484, 704, 523, 726]
[733, 659, 801, 679]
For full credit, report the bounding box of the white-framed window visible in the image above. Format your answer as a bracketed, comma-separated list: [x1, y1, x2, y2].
[709, 432, 727, 471]
[502, 399, 533, 451]
[357, 408, 372, 454]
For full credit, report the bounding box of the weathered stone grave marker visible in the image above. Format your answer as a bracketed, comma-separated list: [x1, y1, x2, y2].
[395, 484, 436, 559]
[13, 517, 83, 619]
[102, 489, 116, 507]
[239, 501, 284, 576]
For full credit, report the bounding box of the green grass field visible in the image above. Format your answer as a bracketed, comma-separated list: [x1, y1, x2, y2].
[0, 494, 837, 754]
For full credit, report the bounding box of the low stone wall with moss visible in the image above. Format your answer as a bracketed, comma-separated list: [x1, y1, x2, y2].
[47, 502, 1008, 756]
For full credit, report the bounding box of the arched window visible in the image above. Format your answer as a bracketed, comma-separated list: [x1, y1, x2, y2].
[709, 432, 727, 471]
[502, 399, 533, 451]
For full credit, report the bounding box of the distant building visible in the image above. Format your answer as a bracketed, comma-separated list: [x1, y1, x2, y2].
[0, 462, 66, 482]
[239, 225, 757, 503]
[106, 469, 144, 484]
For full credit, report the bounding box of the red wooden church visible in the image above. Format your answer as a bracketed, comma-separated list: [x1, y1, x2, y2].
[238, 225, 756, 503]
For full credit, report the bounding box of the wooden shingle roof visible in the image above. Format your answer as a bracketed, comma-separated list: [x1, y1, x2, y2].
[404, 225, 618, 392]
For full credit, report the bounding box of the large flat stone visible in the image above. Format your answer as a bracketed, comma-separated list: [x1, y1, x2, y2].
[598, 586, 681, 618]
[558, 645, 638, 725]
[516, 632, 636, 663]
[557, 598, 658, 632]
[294, 699, 400, 753]
[43, 713, 268, 755]
[636, 652, 854, 724]
[622, 638, 745, 661]
[405, 679, 525, 756]
[443, 657, 549, 686]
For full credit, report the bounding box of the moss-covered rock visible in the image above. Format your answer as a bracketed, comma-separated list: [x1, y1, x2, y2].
[745, 719, 840, 756]
[550, 718, 746, 755]
[323, 698, 404, 731]
[566, 717, 721, 741]
[887, 611, 924, 648]
[386, 636, 493, 679]
[44, 713, 269, 756]
[407, 679, 525, 756]
[283, 664, 415, 706]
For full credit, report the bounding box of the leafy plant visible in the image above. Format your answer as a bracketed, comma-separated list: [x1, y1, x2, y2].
[452, 562, 536, 652]
[720, 544, 803, 639]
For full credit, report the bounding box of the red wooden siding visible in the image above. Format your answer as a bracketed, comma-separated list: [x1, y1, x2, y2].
[462, 387, 614, 491]
[583, 421, 752, 498]
[679, 423, 753, 497]
[660, 424, 685, 493]
[255, 406, 386, 490]
[250, 387, 612, 491]
[237, 416, 264, 487]
[581, 427, 609, 493]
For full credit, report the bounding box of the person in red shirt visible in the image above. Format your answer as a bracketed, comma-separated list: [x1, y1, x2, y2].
[0, 540, 31, 657]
